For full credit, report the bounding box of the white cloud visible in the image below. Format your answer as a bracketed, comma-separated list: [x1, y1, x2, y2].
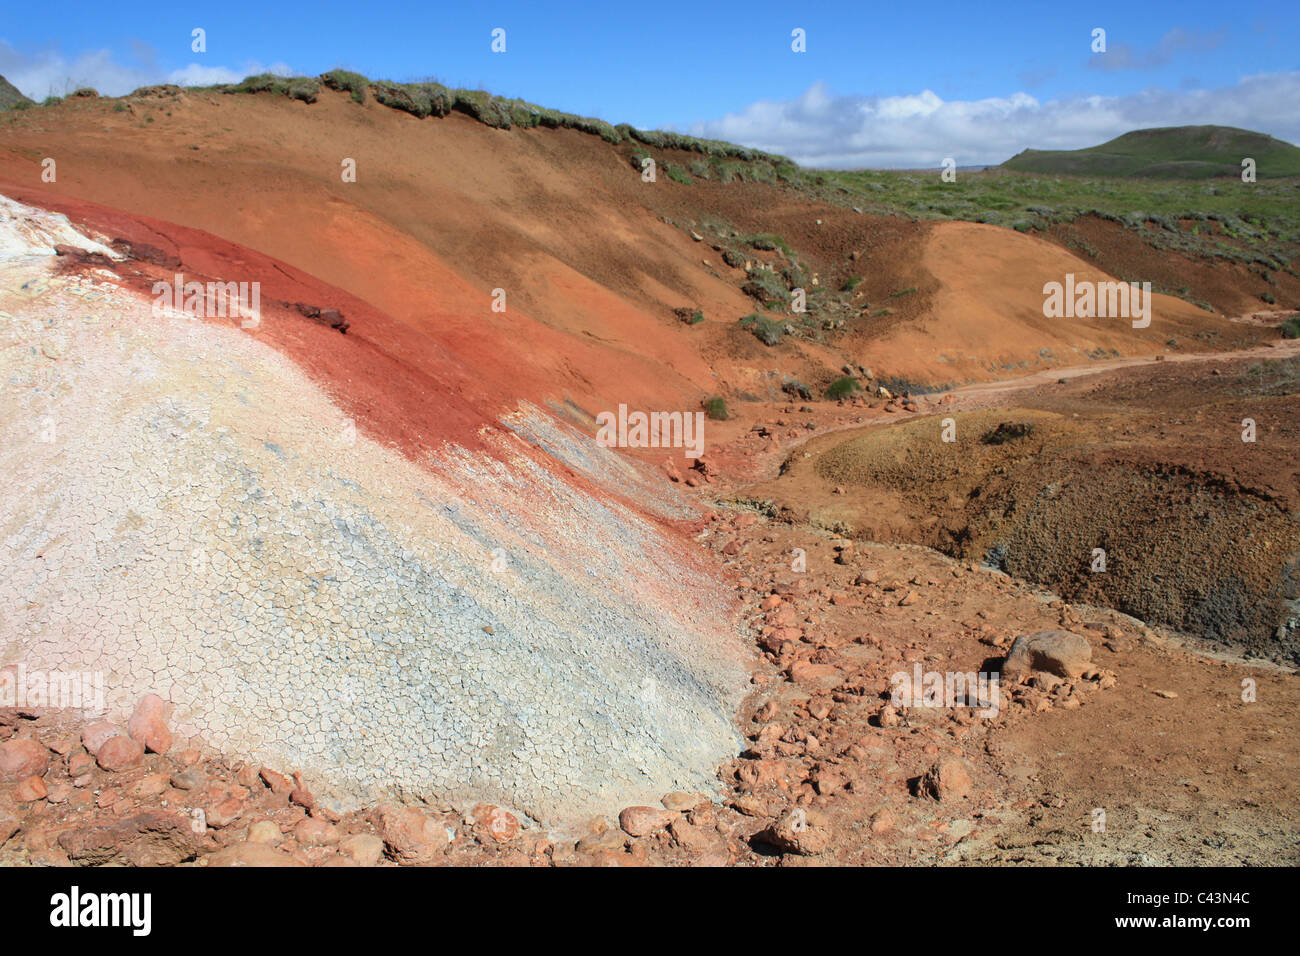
[0, 41, 294, 99]
[166, 62, 293, 87]
[688, 72, 1300, 169]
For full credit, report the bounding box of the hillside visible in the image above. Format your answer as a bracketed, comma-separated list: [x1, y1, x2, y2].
[0, 81, 1276, 406]
[0, 75, 31, 110]
[1001, 124, 1300, 179]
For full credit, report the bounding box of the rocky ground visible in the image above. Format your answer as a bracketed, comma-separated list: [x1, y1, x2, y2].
[5, 343, 1296, 867]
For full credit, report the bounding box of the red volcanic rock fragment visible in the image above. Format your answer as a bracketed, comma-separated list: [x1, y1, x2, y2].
[127, 693, 173, 754]
[0, 739, 50, 781]
[96, 735, 145, 773]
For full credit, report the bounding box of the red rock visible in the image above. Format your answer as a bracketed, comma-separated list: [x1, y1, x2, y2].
[126, 693, 173, 754]
[0, 738, 50, 781]
[81, 721, 122, 756]
[131, 773, 170, 799]
[618, 805, 674, 837]
[205, 796, 244, 829]
[294, 817, 339, 847]
[205, 842, 305, 867]
[788, 660, 841, 687]
[339, 833, 385, 866]
[870, 808, 896, 834]
[473, 804, 521, 843]
[14, 775, 48, 802]
[58, 810, 200, 866]
[669, 817, 720, 853]
[259, 767, 293, 796]
[290, 773, 316, 809]
[377, 805, 448, 864]
[758, 810, 831, 856]
[919, 757, 973, 801]
[760, 594, 783, 611]
[95, 735, 144, 772]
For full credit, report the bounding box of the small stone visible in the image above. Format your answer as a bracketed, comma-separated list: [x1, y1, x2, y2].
[377, 805, 448, 864]
[130, 773, 170, 799]
[81, 721, 122, 756]
[669, 817, 719, 853]
[619, 806, 675, 837]
[919, 757, 973, 801]
[126, 693, 173, 754]
[0, 739, 50, 781]
[340, 833, 385, 866]
[15, 775, 48, 802]
[259, 768, 293, 796]
[474, 805, 520, 843]
[294, 817, 339, 847]
[758, 810, 830, 856]
[95, 735, 145, 773]
[1002, 630, 1092, 680]
[205, 842, 304, 867]
[170, 768, 204, 790]
[206, 796, 244, 829]
[247, 820, 283, 844]
[661, 792, 699, 812]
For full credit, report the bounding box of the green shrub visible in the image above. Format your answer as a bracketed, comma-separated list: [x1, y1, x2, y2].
[322, 69, 368, 103]
[739, 313, 785, 346]
[742, 270, 790, 308]
[286, 78, 319, 103]
[665, 164, 692, 185]
[841, 276, 862, 292]
[704, 397, 728, 420]
[231, 73, 278, 94]
[1281, 316, 1300, 339]
[1261, 291, 1276, 305]
[825, 376, 860, 400]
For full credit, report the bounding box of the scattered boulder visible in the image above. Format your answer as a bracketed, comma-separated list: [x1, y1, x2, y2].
[1002, 630, 1092, 680]
[205, 842, 304, 867]
[0, 738, 50, 781]
[126, 694, 173, 754]
[247, 820, 283, 844]
[95, 735, 145, 772]
[339, 833, 385, 866]
[14, 775, 48, 802]
[58, 810, 200, 866]
[81, 721, 123, 756]
[377, 805, 448, 864]
[473, 804, 521, 843]
[918, 757, 973, 801]
[294, 817, 339, 847]
[619, 805, 675, 837]
[757, 810, 831, 856]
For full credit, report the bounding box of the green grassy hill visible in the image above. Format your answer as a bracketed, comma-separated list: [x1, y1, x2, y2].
[0, 75, 33, 110]
[1001, 125, 1300, 179]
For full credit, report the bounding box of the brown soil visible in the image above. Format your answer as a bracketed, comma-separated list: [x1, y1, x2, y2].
[748, 350, 1300, 663]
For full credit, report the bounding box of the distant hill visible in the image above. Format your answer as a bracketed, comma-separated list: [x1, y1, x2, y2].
[0, 74, 32, 110]
[1001, 125, 1300, 179]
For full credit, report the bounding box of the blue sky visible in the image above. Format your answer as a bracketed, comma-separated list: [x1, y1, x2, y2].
[3, 0, 1297, 167]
